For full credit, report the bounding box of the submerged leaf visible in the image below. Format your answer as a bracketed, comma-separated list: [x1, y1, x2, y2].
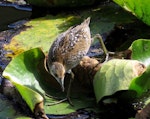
[0, 94, 30, 118]
[0, 96, 17, 118]
[93, 59, 146, 102]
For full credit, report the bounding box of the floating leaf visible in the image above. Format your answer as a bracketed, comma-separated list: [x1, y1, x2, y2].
[3, 48, 97, 115]
[129, 39, 150, 119]
[4, 15, 81, 57]
[4, 3, 135, 57]
[14, 82, 43, 112]
[113, 0, 150, 26]
[3, 48, 45, 95]
[3, 48, 45, 112]
[130, 39, 150, 96]
[93, 59, 146, 102]
[131, 39, 150, 67]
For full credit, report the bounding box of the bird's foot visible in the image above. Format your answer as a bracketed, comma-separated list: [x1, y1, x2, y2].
[66, 96, 74, 106]
[45, 94, 73, 106]
[46, 98, 67, 106]
[46, 98, 73, 106]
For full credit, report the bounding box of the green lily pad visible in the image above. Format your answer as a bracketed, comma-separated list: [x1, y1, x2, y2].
[3, 48, 45, 95]
[93, 59, 145, 102]
[113, 0, 150, 26]
[130, 39, 150, 67]
[44, 96, 96, 114]
[130, 39, 150, 96]
[14, 82, 43, 112]
[3, 48, 97, 115]
[3, 48, 45, 112]
[4, 15, 81, 57]
[4, 3, 135, 57]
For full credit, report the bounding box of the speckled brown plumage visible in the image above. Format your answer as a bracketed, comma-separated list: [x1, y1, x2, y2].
[47, 17, 91, 91]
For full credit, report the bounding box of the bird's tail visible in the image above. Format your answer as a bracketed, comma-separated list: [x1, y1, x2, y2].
[82, 17, 91, 26]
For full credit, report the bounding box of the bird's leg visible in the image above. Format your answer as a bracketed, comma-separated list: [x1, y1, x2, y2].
[45, 94, 67, 106]
[66, 71, 74, 106]
[92, 34, 109, 62]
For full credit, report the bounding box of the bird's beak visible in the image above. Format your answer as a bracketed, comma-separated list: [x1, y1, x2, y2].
[61, 84, 65, 92]
[57, 78, 65, 92]
[61, 78, 65, 92]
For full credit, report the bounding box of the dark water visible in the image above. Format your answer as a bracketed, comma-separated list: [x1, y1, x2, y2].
[0, 1, 32, 31]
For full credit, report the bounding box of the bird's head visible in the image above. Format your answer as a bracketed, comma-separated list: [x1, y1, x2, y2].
[49, 62, 65, 91]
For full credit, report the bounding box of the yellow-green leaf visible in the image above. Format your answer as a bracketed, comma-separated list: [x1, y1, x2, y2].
[93, 59, 146, 102]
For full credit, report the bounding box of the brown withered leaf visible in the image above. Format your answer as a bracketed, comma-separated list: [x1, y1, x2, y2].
[72, 56, 102, 90]
[135, 103, 150, 119]
[34, 102, 48, 119]
[109, 49, 132, 60]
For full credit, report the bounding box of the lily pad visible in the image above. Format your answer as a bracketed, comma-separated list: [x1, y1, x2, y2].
[129, 39, 150, 119]
[130, 39, 150, 67]
[3, 3, 135, 57]
[3, 48, 45, 112]
[3, 48, 97, 115]
[130, 39, 150, 96]
[4, 15, 81, 57]
[3, 48, 45, 95]
[93, 59, 146, 102]
[113, 0, 150, 26]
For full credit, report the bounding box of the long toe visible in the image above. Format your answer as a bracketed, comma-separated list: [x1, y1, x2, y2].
[67, 96, 74, 106]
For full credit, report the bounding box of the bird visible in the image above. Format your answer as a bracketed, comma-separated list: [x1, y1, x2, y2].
[46, 17, 92, 103]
